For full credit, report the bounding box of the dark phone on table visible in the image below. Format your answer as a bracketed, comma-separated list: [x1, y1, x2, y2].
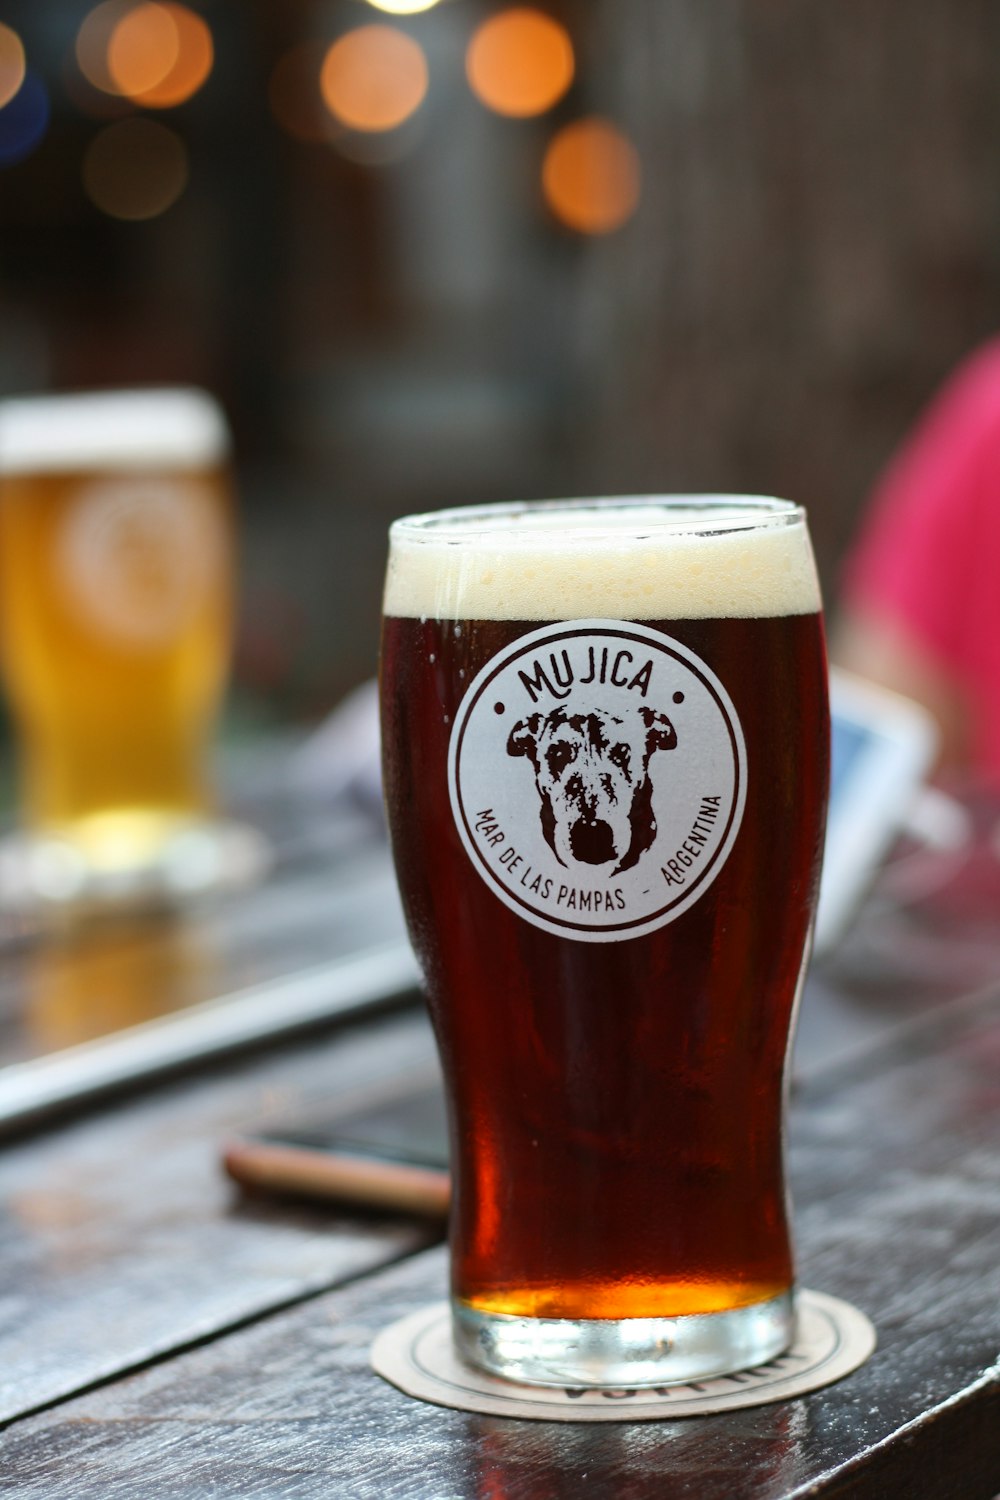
[223, 1083, 450, 1218]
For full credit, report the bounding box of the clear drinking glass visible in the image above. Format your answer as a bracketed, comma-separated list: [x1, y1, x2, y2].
[0, 388, 247, 910]
[379, 496, 829, 1387]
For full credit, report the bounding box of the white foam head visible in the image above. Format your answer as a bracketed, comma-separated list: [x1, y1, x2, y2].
[384, 496, 822, 621]
[0, 388, 231, 475]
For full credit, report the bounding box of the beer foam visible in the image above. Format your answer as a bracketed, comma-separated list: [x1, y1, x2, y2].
[384, 498, 822, 620]
[0, 388, 230, 475]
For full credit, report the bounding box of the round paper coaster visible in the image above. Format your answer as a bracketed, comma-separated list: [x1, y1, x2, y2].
[371, 1291, 876, 1422]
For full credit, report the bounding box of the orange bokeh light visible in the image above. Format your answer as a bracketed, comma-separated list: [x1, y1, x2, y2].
[0, 22, 27, 110]
[466, 8, 573, 119]
[131, 4, 212, 108]
[77, 1, 133, 95]
[77, 1, 212, 107]
[542, 117, 641, 235]
[83, 117, 189, 220]
[107, 3, 179, 98]
[320, 26, 428, 134]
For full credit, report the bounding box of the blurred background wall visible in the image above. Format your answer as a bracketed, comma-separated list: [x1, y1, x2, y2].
[2, 0, 1000, 726]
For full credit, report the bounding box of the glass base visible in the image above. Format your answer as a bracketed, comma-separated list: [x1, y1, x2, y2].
[453, 1289, 795, 1389]
[0, 817, 271, 918]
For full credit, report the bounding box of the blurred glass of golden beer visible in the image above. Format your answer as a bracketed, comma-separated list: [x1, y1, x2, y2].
[0, 388, 233, 892]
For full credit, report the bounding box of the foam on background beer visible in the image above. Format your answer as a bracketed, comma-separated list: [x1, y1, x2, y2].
[0, 387, 230, 473]
[385, 497, 821, 621]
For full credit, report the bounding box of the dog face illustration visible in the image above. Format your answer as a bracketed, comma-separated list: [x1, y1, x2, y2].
[507, 704, 677, 874]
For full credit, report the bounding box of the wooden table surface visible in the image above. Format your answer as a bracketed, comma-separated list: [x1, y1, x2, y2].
[2, 802, 1000, 1498]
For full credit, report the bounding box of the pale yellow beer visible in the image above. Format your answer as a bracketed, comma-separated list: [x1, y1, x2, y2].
[0, 389, 233, 878]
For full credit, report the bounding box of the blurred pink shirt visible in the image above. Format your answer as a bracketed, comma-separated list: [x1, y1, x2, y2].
[842, 339, 1000, 782]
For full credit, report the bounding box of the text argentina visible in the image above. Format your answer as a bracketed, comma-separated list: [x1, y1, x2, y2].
[660, 796, 722, 886]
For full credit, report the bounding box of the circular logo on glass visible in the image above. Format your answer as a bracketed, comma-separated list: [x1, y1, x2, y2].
[60, 478, 225, 647]
[448, 619, 747, 942]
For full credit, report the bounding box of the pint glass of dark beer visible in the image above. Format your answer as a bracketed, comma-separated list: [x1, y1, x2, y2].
[380, 497, 829, 1387]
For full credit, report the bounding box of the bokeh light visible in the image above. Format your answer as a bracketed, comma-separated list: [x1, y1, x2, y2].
[0, 72, 50, 168]
[127, 4, 213, 108]
[466, 8, 574, 119]
[542, 117, 640, 235]
[77, 1, 212, 107]
[268, 43, 330, 144]
[77, 1, 134, 95]
[107, 2, 178, 98]
[0, 22, 26, 110]
[83, 117, 189, 219]
[364, 0, 443, 12]
[321, 26, 428, 134]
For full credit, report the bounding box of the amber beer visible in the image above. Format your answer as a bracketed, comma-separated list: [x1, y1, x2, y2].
[380, 497, 829, 1387]
[0, 389, 233, 885]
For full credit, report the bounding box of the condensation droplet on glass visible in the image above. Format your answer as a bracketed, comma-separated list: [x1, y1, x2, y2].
[428, 652, 436, 664]
[454, 624, 462, 637]
[458, 668, 465, 679]
[443, 714, 450, 725]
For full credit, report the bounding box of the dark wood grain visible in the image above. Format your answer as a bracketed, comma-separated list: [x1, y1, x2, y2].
[796, 815, 1000, 1084]
[4, 988, 1000, 1498]
[0, 940, 988, 1430]
[0, 1009, 441, 1425]
[0, 820, 404, 1068]
[3, 807, 1000, 1492]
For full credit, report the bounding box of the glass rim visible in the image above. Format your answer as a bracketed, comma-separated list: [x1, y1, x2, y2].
[389, 494, 805, 542]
